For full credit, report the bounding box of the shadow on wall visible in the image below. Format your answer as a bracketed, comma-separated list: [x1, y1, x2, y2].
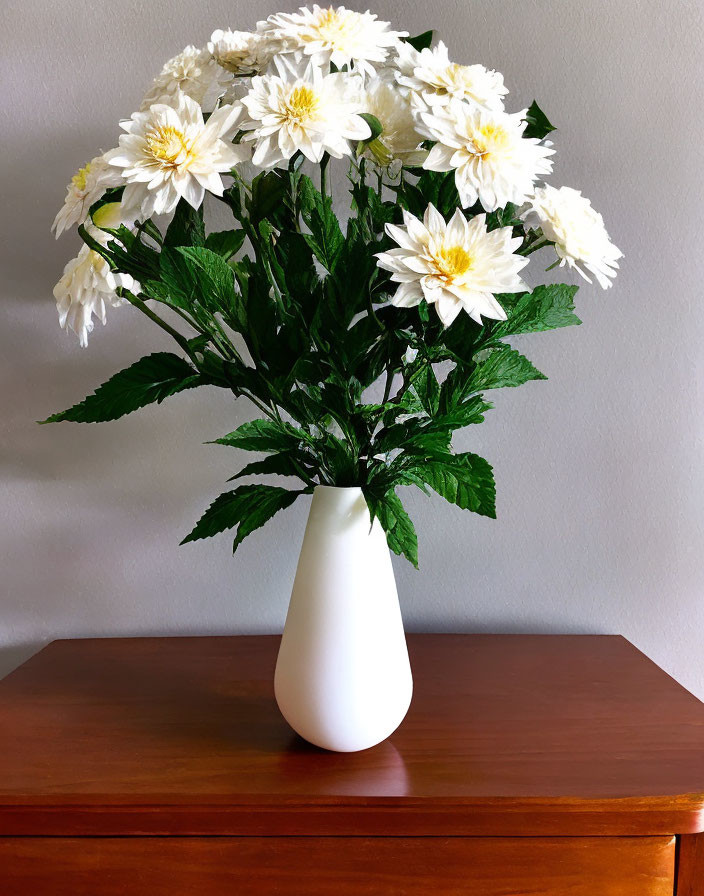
[0, 643, 44, 681]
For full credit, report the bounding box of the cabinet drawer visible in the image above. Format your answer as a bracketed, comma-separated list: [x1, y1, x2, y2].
[0, 835, 675, 895]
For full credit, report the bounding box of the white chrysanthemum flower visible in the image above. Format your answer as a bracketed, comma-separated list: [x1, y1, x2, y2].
[208, 28, 277, 75]
[395, 40, 507, 111]
[104, 92, 248, 220]
[416, 99, 554, 211]
[265, 5, 407, 79]
[53, 204, 138, 348]
[240, 55, 370, 167]
[376, 204, 528, 326]
[51, 155, 123, 239]
[140, 45, 223, 113]
[361, 75, 426, 168]
[524, 185, 622, 288]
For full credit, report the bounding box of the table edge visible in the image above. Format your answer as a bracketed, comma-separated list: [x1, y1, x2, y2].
[2, 793, 704, 837]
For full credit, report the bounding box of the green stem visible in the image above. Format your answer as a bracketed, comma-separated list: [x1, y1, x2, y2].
[518, 237, 552, 257]
[381, 366, 395, 404]
[242, 390, 279, 422]
[139, 219, 163, 246]
[320, 153, 330, 198]
[120, 290, 192, 356]
[290, 458, 316, 488]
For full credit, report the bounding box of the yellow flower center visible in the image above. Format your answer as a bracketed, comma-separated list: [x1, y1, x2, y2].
[71, 163, 91, 191]
[471, 122, 510, 158]
[146, 125, 191, 166]
[88, 250, 106, 272]
[284, 85, 319, 123]
[435, 245, 473, 280]
[315, 8, 349, 45]
[445, 63, 470, 87]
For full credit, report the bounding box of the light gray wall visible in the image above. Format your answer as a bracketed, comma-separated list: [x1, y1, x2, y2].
[2, 0, 704, 696]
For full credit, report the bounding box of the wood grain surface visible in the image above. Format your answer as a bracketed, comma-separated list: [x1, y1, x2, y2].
[0, 836, 676, 896]
[677, 833, 704, 895]
[1, 634, 704, 836]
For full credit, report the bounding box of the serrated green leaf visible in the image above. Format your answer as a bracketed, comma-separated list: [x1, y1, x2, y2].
[492, 284, 581, 338]
[89, 225, 160, 282]
[160, 246, 245, 329]
[212, 418, 310, 453]
[300, 188, 344, 272]
[172, 246, 236, 312]
[523, 100, 556, 140]
[409, 452, 496, 518]
[428, 393, 493, 432]
[181, 484, 304, 550]
[368, 490, 419, 568]
[409, 364, 440, 415]
[40, 353, 202, 424]
[229, 452, 309, 482]
[468, 346, 546, 391]
[204, 229, 246, 260]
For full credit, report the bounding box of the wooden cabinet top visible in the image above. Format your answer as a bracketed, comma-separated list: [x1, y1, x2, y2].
[1, 634, 703, 837]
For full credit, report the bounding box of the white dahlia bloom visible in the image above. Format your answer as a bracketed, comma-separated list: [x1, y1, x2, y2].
[361, 75, 426, 169]
[524, 185, 622, 288]
[53, 205, 137, 348]
[140, 45, 223, 113]
[417, 99, 554, 211]
[265, 5, 406, 79]
[376, 204, 528, 326]
[104, 92, 248, 220]
[240, 55, 370, 167]
[208, 28, 277, 75]
[51, 155, 123, 238]
[396, 40, 507, 111]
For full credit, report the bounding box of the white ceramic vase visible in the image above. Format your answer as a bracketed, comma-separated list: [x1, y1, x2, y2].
[274, 486, 413, 752]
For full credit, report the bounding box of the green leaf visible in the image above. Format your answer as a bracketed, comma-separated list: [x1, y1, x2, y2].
[486, 202, 521, 232]
[492, 284, 581, 338]
[523, 100, 556, 140]
[409, 452, 496, 518]
[408, 365, 440, 416]
[212, 419, 310, 453]
[229, 452, 310, 482]
[468, 346, 546, 391]
[369, 490, 419, 568]
[181, 484, 304, 550]
[231, 256, 275, 347]
[358, 112, 383, 143]
[40, 353, 202, 424]
[90, 225, 161, 282]
[438, 364, 473, 413]
[427, 393, 493, 433]
[204, 229, 246, 260]
[160, 246, 241, 322]
[164, 199, 205, 248]
[405, 30, 433, 51]
[300, 185, 344, 272]
[248, 170, 289, 227]
[318, 432, 359, 486]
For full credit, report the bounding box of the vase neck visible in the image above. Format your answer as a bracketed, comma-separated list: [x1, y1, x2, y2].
[312, 485, 365, 518]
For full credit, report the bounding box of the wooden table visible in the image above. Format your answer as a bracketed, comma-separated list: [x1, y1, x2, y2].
[1, 634, 703, 894]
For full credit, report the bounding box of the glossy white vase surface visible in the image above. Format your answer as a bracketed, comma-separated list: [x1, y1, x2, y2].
[274, 486, 413, 752]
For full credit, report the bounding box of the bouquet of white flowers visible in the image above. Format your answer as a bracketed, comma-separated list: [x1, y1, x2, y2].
[46, 5, 621, 568]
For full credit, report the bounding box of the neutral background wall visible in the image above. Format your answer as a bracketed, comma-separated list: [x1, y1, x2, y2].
[2, 0, 704, 695]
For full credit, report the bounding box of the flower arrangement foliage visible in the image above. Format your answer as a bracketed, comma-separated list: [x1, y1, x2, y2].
[46, 6, 621, 567]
